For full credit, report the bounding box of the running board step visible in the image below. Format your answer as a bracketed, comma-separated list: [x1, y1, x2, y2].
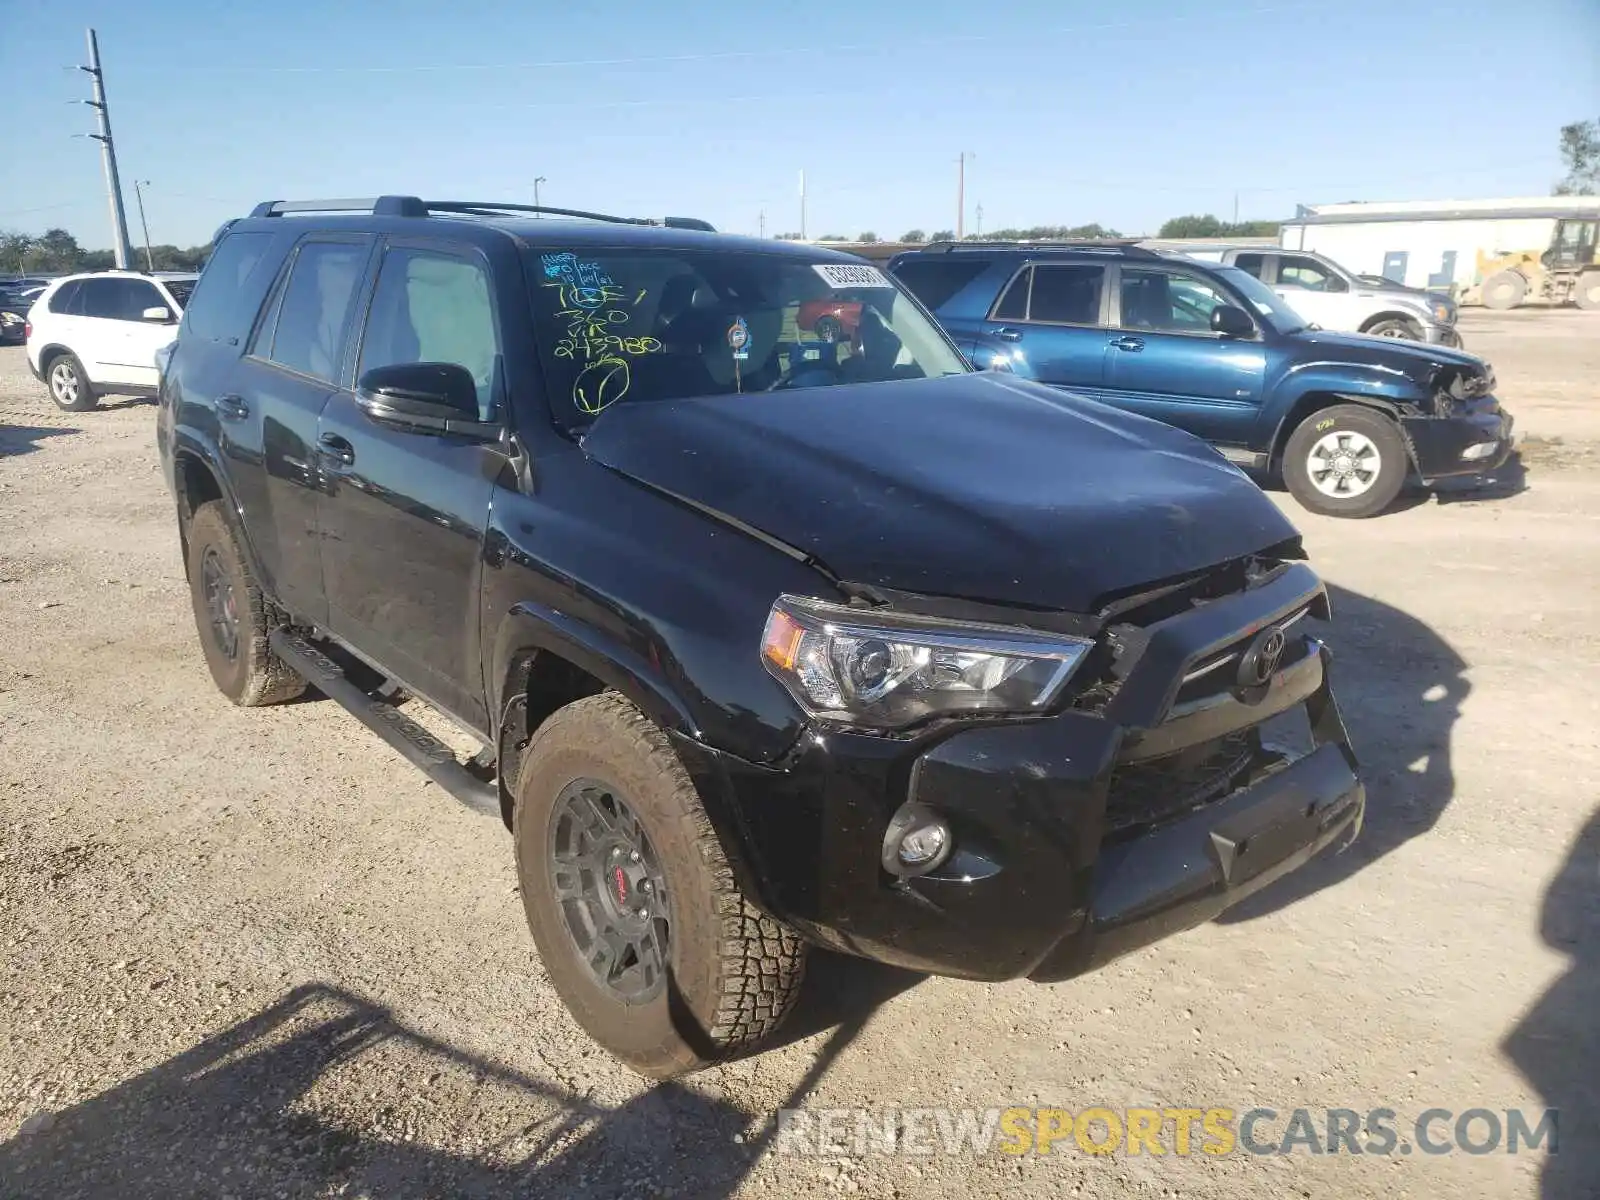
[269, 630, 499, 817]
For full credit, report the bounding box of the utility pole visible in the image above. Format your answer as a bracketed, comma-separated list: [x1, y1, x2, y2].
[758, 209, 766, 238]
[956, 151, 975, 240]
[975, 202, 984, 238]
[133, 180, 153, 272]
[1233, 190, 1240, 225]
[799, 170, 807, 241]
[533, 176, 547, 215]
[80, 28, 132, 270]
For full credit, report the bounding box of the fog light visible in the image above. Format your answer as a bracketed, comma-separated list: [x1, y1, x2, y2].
[1461, 441, 1499, 461]
[881, 803, 954, 877]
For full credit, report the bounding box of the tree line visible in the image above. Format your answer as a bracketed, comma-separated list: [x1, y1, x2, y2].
[0, 227, 210, 275]
[775, 217, 1280, 244]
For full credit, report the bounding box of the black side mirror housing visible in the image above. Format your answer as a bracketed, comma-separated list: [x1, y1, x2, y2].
[355, 362, 496, 438]
[1211, 304, 1255, 339]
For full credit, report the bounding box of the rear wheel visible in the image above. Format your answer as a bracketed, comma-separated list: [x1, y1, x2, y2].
[1282, 405, 1407, 519]
[46, 353, 98, 412]
[514, 692, 806, 1078]
[1481, 270, 1527, 311]
[184, 501, 306, 706]
[1573, 270, 1600, 311]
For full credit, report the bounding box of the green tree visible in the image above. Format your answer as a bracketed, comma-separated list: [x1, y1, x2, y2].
[79, 249, 115, 270]
[0, 231, 30, 274]
[930, 229, 954, 241]
[899, 229, 927, 243]
[1158, 214, 1226, 238]
[856, 231, 879, 243]
[23, 228, 82, 272]
[1554, 117, 1600, 194]
[818, 233, 847, 242]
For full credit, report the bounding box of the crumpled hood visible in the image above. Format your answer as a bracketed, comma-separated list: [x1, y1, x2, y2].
[582, 373, 1300, 613]
[1294, 328, 1483, 372]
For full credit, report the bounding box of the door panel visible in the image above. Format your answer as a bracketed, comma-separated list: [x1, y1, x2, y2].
[315, 239, 505, 726]
[1104, 267, 1266, 445]
[1270, 253, 1349, 331]
[316, 396, 499, 726]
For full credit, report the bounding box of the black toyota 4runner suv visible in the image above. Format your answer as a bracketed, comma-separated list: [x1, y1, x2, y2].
[159, 197, 1365, 1077]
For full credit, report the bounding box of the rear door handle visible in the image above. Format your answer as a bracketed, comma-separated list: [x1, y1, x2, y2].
[992, 326, 1023, 342]
[214, 394, 249, 421]
[317, 433, 355, 466]
[1109, 336, 1145, 352]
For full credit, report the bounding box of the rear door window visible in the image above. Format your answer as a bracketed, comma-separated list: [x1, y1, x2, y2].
[991, 267, 1031, 320]
[258, 240, 371, 382]
[889, 257, 991, 311]
[49, 280, 84, 314]
[184, 232, 277, 343]
[1025, 265, 1106, 325]
[1233, 253, 1267, 279]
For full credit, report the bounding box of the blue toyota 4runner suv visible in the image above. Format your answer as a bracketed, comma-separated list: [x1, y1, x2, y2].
[159, 198, 1364, 1077]
[889, 241, 1515, 519]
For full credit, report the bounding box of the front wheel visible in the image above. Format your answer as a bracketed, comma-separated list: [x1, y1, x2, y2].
[1573, 270, 1600, 311]
[46, 353, 98, 412]
[514, 692, 806, 1078]
[1365, 317, 1422, 339]
[1481, 270, 1527, 310]
[1282, 405, 1407, 519]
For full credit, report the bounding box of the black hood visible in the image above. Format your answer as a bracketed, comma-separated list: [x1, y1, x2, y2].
[582, 374, 1300, 613]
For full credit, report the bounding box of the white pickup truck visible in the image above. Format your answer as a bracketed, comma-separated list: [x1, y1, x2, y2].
[1160, 244, 1462, 347]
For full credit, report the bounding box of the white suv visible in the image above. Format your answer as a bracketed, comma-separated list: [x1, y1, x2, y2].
[25, 270, 197, 411]
[1154, 245, 1462, 347]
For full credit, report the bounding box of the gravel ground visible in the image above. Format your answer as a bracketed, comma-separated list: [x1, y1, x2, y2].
[2, 309, 1597, 1200]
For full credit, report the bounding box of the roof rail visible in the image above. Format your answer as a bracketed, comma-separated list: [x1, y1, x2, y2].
[922, 238, 1164, 259]
[247, 196, 715, 231]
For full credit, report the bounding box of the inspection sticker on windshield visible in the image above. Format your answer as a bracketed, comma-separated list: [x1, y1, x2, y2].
[813, 263, 894, 289]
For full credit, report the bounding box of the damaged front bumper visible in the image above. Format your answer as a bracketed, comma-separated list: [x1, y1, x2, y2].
[1405, 395, 1516, 482]
[673, 562, 1365, 982]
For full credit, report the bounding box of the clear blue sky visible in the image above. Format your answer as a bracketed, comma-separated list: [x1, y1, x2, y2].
[1, 0, 1595, 249]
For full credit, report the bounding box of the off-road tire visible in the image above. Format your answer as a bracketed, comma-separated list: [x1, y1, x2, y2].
[1573, 270, 1600, 311]
[1364, 316, 1422, 340]
[1481, 270, 1527, 311]
[1282, 404, 1408, 519]
[513, 692, 806, 1078]
[45, 352, 98, 412]
[184, 501, 306, 706]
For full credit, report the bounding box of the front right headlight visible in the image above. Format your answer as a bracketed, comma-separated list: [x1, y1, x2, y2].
[760, 595, 1094, 730]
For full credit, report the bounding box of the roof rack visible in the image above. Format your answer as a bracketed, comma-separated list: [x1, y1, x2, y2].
[922, 238, 1164, 259]
[247, 196, 715, 231]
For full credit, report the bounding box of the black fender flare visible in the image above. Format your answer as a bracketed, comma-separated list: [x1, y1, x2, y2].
[169, 428, 270, 587]
[1268, 391, 1421, 473]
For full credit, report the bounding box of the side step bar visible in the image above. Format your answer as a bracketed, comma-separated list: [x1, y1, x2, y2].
[269, 630, 499, 817]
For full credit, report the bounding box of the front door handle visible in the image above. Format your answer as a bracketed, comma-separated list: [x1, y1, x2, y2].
[214, 394, 249, 421]
[992, 326, 1023, 342]
[317, 433, 356, 466]
[1109, 336, 1145, 352]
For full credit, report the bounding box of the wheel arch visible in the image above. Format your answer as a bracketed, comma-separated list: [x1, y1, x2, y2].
[35, 343, 75, 373]
[1269, 390, 1416, 475]
[489, 601, 702, 829]
[169, 440, 265, 588]
[1357, 310, 1424, 335]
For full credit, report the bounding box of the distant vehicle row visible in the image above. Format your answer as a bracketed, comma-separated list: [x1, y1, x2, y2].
[888, 241, 1513, 518]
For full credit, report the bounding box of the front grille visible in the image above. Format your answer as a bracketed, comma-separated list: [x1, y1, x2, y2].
[1103, 731, 1258, 839]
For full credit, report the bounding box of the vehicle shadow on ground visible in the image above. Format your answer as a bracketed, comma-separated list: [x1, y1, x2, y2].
[0, 978, 867, 1199]
[1502, 807, 1600, 1199]
[1216, 582, 1466, 923]
[0, 422, 77, 457]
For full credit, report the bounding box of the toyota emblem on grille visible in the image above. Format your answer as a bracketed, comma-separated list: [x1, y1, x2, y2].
[1237, 625, 1287, 691]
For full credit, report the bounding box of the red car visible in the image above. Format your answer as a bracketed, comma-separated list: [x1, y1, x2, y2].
[797, 300, 862, 342]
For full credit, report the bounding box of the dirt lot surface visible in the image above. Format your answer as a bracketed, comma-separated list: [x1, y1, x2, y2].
[2, 309, 1597, 1200]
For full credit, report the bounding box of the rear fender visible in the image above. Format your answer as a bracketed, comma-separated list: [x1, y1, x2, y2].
[169, 430, 270, 588]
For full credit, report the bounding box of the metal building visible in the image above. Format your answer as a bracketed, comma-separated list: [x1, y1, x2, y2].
[1278, 196, 1600, 299]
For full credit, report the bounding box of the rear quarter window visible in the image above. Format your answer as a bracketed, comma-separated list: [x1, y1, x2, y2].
[48, 280, 83, 314]
[889, 257, 992, 311]
[182, 232, 280, 344]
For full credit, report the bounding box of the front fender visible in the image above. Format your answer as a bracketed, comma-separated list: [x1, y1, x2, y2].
[1263, 362, 1428, 449]
[486, 599, 700, 741]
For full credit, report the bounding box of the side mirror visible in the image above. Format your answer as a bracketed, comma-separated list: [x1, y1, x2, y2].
[355, 362, 496, 438]
[1210, 304, 1255, 339]
[141, 305, 173, 323]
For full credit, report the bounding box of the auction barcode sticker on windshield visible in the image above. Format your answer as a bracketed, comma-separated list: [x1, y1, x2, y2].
[813, 263, 894, 289]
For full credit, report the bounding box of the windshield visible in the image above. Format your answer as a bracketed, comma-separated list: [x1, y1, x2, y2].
[526, 249, 969, 427]
[1212, 265, 1310, 334]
